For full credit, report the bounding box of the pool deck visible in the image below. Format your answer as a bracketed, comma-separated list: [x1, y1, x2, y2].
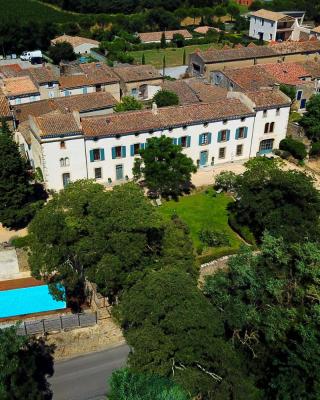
[0, 277, 44, 291]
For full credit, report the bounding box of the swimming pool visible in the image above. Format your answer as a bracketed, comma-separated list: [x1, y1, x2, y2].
[0, 284, 66, 318]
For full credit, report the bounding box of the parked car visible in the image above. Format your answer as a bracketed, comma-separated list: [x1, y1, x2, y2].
[20, 50, 42, 62]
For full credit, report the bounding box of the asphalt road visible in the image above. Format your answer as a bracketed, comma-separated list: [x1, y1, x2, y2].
[50, 344, 129, 400]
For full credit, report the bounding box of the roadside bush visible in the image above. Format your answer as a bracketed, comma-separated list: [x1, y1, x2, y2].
[9, 235, 30, 248]
[228, 213, 256, 246]
[214, 171, 238, 192]
[310, 142, 320, 157]
[279, 137, 307, 160]
[199, 228, 230, 247]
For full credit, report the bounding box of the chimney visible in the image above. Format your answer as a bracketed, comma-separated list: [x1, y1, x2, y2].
[152, 102, 158, 115]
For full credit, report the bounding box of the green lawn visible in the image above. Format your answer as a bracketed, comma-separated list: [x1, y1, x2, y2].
[159, 189, 243, 262]
[128, 43, 220, 69]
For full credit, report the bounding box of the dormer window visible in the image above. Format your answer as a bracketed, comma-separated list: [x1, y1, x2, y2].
[203, 122, 208, 128]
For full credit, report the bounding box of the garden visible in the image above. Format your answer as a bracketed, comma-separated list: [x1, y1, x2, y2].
[159, 187, 243, 263]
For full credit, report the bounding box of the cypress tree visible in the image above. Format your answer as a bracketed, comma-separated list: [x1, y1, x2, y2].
[141, 53, 145, 65]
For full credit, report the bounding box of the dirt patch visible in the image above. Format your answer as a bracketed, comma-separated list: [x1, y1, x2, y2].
[47, 317, 125, 360]
[16, 248, 30, 272]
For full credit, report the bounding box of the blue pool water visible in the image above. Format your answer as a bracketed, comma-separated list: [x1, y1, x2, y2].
[0, 285, 66, 318]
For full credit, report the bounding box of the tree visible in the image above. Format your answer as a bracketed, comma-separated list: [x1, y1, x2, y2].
[0, 122, 46, 229]
[204, 234, 320, 399]
[214, 5, 226, 18]
[279, 84, 296, 102]
[172, 33, 185, 48]
[116, 268, 260, 399]
[0, 325, 54, 400]
[226, 4, 240, 21]
[301, 94, 320, 141]
[279, 137, 307, 160]
[133, 136, 196, 197]
[114, 96, 143, 112]
[108, 368, 189, 400]
[141, 52, 145, 64]
[231, 158, 320, 243]
[152, 89, 179, 107]
[29, 181, 196, 303]
[182, 48, 186, 65]
[160, 31, 166, 48]
[48, 41, 76, 64]
[214, 170, 238, 192]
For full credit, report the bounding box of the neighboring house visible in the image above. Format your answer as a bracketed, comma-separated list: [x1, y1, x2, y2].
[0, 95, 13, 128]
[51, 35, 100, 55]
[27, 67, 59, 99]
[16, 90, 290, 191]
[138, 30, 192, 44]
[249, 9, 309, 42]
[0, 76, 40, 105]
[113, 64, 162, 99]
[188, 40, 320, 80]
[194, 26, 218, 35]
[13, 91, 118, 125]
[59, 62, 120, 101]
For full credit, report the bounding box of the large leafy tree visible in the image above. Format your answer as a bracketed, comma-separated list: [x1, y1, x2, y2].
[133, 136, 196, 197]
[116, 268, 260, 400]
[0, 325, 54, 400]
[152, 89, 179, 108]
[108, 368, 189, 400]
[0, 122, 46, 229]
[231, 158, 320, 243]
[204, 234, 320, 399]
[29, 181, 197, 303]
[300, 94, 320, 141]
[48, 41, 76, 64]
[114, 96, 143, 112]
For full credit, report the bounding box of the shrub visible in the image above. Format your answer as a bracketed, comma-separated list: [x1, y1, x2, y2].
[279, 138, 307, 160]
[228, 213, 256, 246]
[214, 171, 238, 192]
[152, 89, 179, 107]
[310, 142, 320, 157]
[9, 235, 30, 248]
[199, 228, 230, 247]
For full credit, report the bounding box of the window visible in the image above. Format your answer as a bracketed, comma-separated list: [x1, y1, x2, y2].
[199, 133, 211, 145]
[15, 98, 21, 105]
[31, 96, 36, 102]
[64, 90, 70, 96]
[276, 108, 280, 116]
[62, 173, 70, 188]
[112, 146, 126, 159]
[264, 123, 269, 133]
[241, 117, 246, 122]
[259, 139, 274, 154]
[83, 87, 88, 94]
[60, 141, 66, 149]
[48, 82, 54, 88]
[93, 148, 101, 161]
[270, 34, 273, 40]
[221, 130, 227, 141]
[262, 20, 264, 26]
[237, 127, 245, 139]
[131, 143, 141, 156]
[219, 147, 226, 159]
[236, 144, 243, 156]
[131, 88, 138, 97]
[203, 122, 208, 128]
[269, 122, 274, 132]
[94, 167, 102, 179]
[180, 136, 187, 147]
[263, 109, 267, 118]
[296, 90, 303, 100]
[218, 130, 229, 142]
[60, 157, 69, 167]
[300, 99, 307, 109]
[264, 122, 275, 134]
[49, 91, 54, 98]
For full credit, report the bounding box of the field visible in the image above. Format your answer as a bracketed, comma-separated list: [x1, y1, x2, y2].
[0, 0, 81, 24]
[128, 43, 220, 69]
[159, 189, 243, 262]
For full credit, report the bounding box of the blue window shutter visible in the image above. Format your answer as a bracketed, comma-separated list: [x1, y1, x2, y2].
[226, 130, 230, 141]
[130, 144, 135, 156]
[187, 136, 191, 147]
[208, 132, 212, 144]
[178, 137, 182, 145]
[112, 147, 116, 159]
[140, 143, 145, 150]
[121, 146, 126, 158]
[244, 127, 248, 138]
[89, 150, 94, 162]
[235, 128, 239, 140]
[100, 148, 105, 161]
[217, 131, 222, 142]
[172, 138, 177, 145]
[199, 134, 202, 145]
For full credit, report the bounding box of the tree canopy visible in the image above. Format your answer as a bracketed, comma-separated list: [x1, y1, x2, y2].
[153, 89, 179, 108]
[231, 158, 320, 243]
[108, 368, 189, 400]
[300, 94, 320, 141]
[0, 122, 46, 229]
[0, 325, 54, 400]
[116, 268, 260, 399]
[114, 96, 143, 112]
[48, 41, 76, 64]
[204, 234, 320, 399]
[133, 136, 196, 197]
[29, 181, 197, 304]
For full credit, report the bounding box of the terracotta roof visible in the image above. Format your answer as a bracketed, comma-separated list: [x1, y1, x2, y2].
[113, 64, 162, 83]
[250, 9, 292, 21]
[222, 65, 277, 90]
[161, 80, 201, 104]
[245, 89, 291, 109]
[259, 62, 310, 84]
[2, 76, 39, 97]
[184, 78, 228, 102]
[14, 92, 117, 122]
[196, 41, 320, 63]
[18, 121, 32, 145]
[27, 67, 57, 84]
[311, 26, 320, 33]
[79, 63, 120, 85]
[81, 99, 253, 138]
[0, 95, 11, 117]
[194, 26, 216, 34]
[138, 30, 192, 43]
[52, 35, 99, 48]
[59, 75, 89, 89]
[33, 111, 82, 137]
[298, 60, 320, 78]
[0, 64, 23, 78]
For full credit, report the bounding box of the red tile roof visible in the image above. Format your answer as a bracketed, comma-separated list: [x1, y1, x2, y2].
[222, 65, 278, 90]
[113, 64, 162, 83]
[0, 95, 11, 118]
[2, 76, 39, 97]
[259, 62, 310, 85]
[52, 35, 99, 48]
[244, 89, 291, 108]
[33, 111, 82, 137]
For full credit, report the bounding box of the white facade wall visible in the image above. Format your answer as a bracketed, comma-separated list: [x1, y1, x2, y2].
[59, 86, 95, 97]
[9, 94, 41, 106]
[251, 106, 290, 155]
[249, 17, 277, 41]
[74, 43, 97, 54]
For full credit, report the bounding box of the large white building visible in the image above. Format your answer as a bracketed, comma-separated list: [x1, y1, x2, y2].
[16, 89, 291, 191]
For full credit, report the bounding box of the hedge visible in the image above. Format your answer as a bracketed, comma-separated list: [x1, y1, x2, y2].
[310, 141, 320, 157]
[279, 137, 307, 160]
[228, 213, 256, 246]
